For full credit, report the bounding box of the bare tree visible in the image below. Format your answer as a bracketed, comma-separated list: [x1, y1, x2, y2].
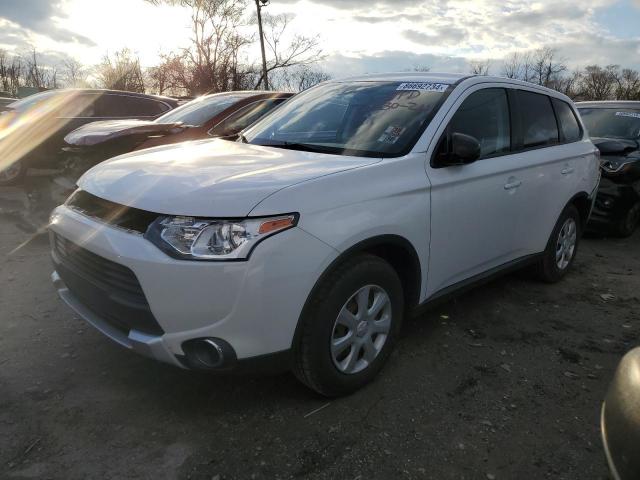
[530, 47, 567, 87]
[0, 50, 23, 96]
[23, 48, 58, 89]
[578, 65, 618, 100]
[271, 64, 330, 92]
[501, 51, 535, 83]
[469, 60, 490, 75]
[547, 69, 581, 98]
[252, 12, 322, 89]
[615, 68, 640, 100]
[61, 57, 88, 88]
[95, 48, 146, 92]
[147, 0, 251, 94]
[146, 0, 323, 94]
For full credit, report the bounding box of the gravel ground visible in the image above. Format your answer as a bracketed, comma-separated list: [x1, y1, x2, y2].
[1, 178, 638, 480]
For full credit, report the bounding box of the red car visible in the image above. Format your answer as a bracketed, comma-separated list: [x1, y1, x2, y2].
[64, 91, 293, 168]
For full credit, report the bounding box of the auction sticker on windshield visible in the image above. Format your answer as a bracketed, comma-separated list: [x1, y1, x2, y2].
[615, 111, 640, 119]
[378, 125, 406, 144]
[396, 82, 449, 92]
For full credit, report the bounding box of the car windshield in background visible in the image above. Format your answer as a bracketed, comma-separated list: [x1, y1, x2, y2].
[156, 94, 244, 126]
[243, 81, 449, 157]
[579, 108, 640, 140]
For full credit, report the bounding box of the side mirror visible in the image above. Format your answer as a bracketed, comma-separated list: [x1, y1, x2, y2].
[436, 132, 481, 167]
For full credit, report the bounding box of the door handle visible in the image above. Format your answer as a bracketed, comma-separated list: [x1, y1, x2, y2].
[561, 167, 575, 175]
[504, 180, 522, 190]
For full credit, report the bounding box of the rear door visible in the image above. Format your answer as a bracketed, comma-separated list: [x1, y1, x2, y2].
[425, 86, 521, 295]
[45, 93, 101, 159]
[507, 90, 584, 256]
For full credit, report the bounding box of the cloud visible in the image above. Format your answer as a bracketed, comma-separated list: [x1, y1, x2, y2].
[322, 50, 470, 78]
[403, 27, 467, 46]
[0, 0, 95, 46]
[276, 0, 421, 8]
[353, 13, 424, 24]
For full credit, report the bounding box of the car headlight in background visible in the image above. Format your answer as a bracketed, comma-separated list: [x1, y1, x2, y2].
[146, 214, 298, 260]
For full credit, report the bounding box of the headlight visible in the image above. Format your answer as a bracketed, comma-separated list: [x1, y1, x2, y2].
[145, 214, 298, 260]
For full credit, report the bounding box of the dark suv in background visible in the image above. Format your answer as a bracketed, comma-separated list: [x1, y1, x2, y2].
[578, 101, 640, 236]
[0, 89, 179, 185]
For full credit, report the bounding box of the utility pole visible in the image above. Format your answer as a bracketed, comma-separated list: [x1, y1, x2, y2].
[255, 0, 270, 90]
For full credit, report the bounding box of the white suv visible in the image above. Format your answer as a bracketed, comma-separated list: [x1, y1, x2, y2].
[49, 73, 600, 396]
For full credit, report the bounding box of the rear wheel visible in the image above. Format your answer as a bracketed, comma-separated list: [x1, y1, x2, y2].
[533, 205, 581, 283]
[293, 254, 404, 396]
[615, 202, 640, 238]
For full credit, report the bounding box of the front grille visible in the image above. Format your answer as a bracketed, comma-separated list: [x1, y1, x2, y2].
[51, 233, 164, 336]
[66, 190, 159, 234]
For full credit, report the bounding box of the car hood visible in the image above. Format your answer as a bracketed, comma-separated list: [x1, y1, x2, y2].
[65, 119, 186, 146]
[78, 139, 380, 217]
[592, 137, 640, 155]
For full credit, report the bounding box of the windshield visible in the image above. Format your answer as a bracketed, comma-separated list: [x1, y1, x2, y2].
[156, 94, 244, 126]
[579, 107, 640, 140]
[243, 81, 450, 157]
[7, 90, 61, 112]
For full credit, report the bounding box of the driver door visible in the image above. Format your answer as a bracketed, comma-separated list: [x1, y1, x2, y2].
[425, 86, 523, 296]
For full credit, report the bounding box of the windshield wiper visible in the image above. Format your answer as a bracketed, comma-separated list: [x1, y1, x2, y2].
[272, 141, 342, 154]
[238, 133, 249, 144]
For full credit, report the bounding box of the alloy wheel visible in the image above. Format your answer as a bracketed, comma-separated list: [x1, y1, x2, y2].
[556, 217, 577, 270]
[330, 284, 392, 374]
[0, 162, 22, 183]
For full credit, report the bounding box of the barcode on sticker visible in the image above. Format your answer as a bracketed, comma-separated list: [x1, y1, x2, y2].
[397, 82, 449, 92]
[615, 111, 640, 119]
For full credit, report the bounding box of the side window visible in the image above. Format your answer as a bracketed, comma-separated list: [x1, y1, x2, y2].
[98, 95, 169, 118]
[57, 94, 98, 117]
[517, 91, 559, 148]
[209, 99, 284, 137]
[446, 88, 511, 159]
[552, 98, 581, 143]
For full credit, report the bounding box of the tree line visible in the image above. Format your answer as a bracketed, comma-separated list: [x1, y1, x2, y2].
[471, 47, 640, 101]
[2, 10, 639, 103]
[0, 0, 330, 97]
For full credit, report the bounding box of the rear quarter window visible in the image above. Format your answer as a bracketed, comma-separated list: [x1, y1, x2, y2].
[552, 98, 581, 143]
[517, 90, 559, 148]
[98, 95, 170, 118]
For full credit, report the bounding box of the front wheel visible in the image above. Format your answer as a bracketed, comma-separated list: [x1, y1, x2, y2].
[293, 254, 404, 397]
[0, 160, 25, 186]
[533, 205, 581, 283]
[615, 202, 640, 238]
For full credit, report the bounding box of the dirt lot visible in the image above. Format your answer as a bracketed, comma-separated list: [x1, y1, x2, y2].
[1, 177, 638, 480]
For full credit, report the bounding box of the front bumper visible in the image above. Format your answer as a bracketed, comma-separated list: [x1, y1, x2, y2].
[588, 177, 639, 228]
[52, 270, 182, 366]
[49, 205, 338, 367]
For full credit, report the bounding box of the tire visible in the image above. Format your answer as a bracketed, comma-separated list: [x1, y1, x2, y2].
[292, 254, 404, 397]
[533, 204, 581, 283]
[0, 159, 25, 186]
[615, 202, 640, 238]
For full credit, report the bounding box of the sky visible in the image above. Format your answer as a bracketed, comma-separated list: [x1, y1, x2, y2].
[0, 0, 640, 78]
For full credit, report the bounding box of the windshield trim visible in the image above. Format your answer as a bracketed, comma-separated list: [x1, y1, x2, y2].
[249, 139, 384, 158]
[245, 78, 465, 159]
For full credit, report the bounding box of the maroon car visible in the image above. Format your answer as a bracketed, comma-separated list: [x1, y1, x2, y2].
[64, 91, 293, 167]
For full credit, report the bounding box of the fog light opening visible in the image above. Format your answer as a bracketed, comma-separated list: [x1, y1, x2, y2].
[187, 339, 225, 368]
